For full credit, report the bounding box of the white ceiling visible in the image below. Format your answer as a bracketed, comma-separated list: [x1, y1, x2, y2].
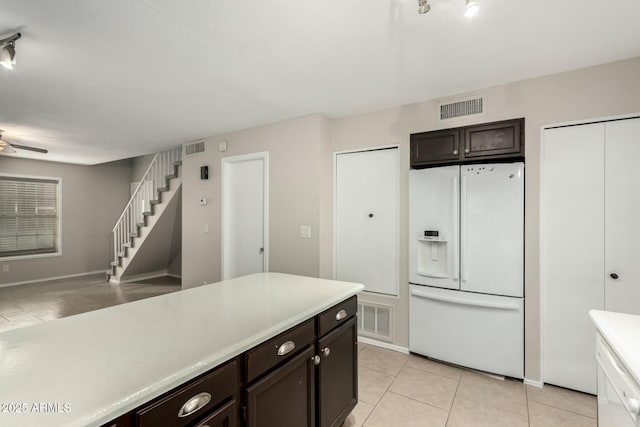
[0, 0, 639, 164]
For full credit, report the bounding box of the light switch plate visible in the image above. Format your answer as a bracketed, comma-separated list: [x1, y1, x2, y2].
[300, 226, 311, 239]
[218, 140, 228, 152]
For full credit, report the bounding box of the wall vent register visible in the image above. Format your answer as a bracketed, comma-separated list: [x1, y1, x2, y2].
[438, 95, 485, 121]
[184, 141, 205, 156]
[357, 301, 392, 342]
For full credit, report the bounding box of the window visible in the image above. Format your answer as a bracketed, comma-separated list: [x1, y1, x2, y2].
[0, 176, 60, 258]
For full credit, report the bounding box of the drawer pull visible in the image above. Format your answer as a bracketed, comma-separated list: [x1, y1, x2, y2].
[277, 340, 296, 356]
[178, 392, 211, 418]
[336, 310, 347, 321]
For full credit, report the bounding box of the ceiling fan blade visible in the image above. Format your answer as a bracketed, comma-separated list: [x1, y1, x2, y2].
[0, 145, 17, 154]
[9, 143, 48, 154]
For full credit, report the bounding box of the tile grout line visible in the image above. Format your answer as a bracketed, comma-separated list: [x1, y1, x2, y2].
[527, 399, 598, 420]
[444, 374, 463, 426]
[525, 380, 531, 427]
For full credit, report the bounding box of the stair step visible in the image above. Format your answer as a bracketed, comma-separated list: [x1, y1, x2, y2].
[174, 160, 182, 166]
[157, 187, 169, 192]
[137, 222, 145, 228]
[110, 261, 119, 267]
[117, 252, 125, 257]
[165, 174, 176, 180]
[142, 211, 153, 217]
[123, 242, 132, 248]
[129, 232, 138, 238]
[150, 200, 160, 205]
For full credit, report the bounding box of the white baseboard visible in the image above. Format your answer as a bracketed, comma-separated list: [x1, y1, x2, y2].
[167, 273, 182, 279]
[358, 336, 409, 354]
[0, 270, 107, 289]
[111, 270, 169, 284]
[524, 378, 544, 389]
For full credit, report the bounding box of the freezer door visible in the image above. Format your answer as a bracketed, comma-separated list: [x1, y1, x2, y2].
[460, 163, 524, 297]
[409, 285, 524, 378]
[409, 166, 460, 290]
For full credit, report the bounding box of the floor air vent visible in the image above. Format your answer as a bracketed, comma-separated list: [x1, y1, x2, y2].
[357, 301, 393, 342]
[184, 141, 205, 156]
[438, 95, 485, 121]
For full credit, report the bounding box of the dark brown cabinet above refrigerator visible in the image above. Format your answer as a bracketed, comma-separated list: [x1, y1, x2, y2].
[410, 118, 524, 168]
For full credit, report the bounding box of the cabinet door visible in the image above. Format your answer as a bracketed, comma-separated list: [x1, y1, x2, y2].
[463, 119, 523, 160]
[195, 400, 238, 427]
[336, 148, 399, 295]
[541, 123, 605, 394]
[410, 129, 461, 167]
[604, 118, 640, 315]
[317, 317, 357, 427]
[246, 346, 315, 427]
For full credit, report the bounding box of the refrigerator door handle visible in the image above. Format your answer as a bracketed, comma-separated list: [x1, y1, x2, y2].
[410, 288, 520, 311]
[460, 175, 468, 283]
[452, 175, 459, 281]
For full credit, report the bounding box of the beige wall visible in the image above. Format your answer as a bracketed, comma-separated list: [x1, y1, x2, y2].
[325, 56, 640, 382]
[182, 115, 328, 287]
[181, 56, 640, 382]
[0, 157, 133, 284]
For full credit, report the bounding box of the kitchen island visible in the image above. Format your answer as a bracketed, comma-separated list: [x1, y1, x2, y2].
[0, 273, 364, 427]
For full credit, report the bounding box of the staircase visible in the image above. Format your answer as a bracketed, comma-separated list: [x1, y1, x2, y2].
[108, 147, 182, 284]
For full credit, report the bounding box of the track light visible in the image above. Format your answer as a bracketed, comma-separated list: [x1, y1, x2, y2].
[465, 0, 479, 17]
[418, 0, 431, 14]
[0, 33, 21, 70]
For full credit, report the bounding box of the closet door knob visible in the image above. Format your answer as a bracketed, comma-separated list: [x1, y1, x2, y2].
[610, 273, 619, 280]
[368, 213, 373, 218]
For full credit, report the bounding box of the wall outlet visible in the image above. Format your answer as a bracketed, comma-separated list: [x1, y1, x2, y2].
[300, 226, 311, 239]
[2, 265, 9, 272]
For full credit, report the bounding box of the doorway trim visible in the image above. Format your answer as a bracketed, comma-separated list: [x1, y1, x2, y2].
[221, 151, 270, 280]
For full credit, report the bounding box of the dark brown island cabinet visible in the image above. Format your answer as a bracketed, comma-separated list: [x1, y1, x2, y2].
[103, 296, 358, 427]
[410, 118, 524, 168]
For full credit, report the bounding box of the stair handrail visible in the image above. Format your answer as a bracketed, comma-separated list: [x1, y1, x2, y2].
[110, 147, 181, 269]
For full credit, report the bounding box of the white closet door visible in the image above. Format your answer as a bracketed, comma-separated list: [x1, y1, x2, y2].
[336, 148, 399, 295]
[605, 118, 640, 315]
[541, 123, 605, 394]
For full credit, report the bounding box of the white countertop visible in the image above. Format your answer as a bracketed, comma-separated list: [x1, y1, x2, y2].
[590, 310, 640, 385]
[0, 273, 363, 426]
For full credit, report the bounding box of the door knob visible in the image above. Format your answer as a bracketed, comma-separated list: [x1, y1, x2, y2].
[610, 273, 619, 280]
[259, 247, 264, 254]
[368, 213, 373, 218]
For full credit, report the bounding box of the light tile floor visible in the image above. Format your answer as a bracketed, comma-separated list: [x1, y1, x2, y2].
[345, 343, 597, 427]
[0, 274, 180, 333]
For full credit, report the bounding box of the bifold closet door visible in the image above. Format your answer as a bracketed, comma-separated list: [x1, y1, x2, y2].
[336, 148, 399, 295]
[541, 123, 605, 394]
[605, 118, 640, 315]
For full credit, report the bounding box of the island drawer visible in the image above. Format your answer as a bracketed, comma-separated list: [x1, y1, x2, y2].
[136, 359, 238, 427]
[245, 318, 315, 383]
[318, 296, 357, 337]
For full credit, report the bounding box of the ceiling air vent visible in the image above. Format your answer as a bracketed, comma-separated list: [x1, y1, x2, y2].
[184, 141, 205, 157]
[438, 95, 486, 121]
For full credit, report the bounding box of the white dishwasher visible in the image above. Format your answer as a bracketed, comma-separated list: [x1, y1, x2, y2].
[596, 332, 640, 427]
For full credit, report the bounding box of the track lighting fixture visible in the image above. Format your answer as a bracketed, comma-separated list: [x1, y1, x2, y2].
[465, 0, 479, 17]
[418, 0, 431, 14]
[0, 32, 21, 70]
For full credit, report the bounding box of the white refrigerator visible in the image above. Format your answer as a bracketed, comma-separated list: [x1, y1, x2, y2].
[409, 163, 524, 378]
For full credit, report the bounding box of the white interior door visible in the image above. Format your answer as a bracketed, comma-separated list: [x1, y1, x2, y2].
[336, 148, 398, 295]
[541, 123, 605, 394]
[605, 118, 640, 315]
[222, 153, 268, 280]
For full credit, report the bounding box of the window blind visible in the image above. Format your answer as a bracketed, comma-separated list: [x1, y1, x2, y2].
[0, 176, 59, 257]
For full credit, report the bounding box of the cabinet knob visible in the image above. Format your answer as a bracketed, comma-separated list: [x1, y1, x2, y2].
[368, 213, 373, 218]
[465, 148, 470, 153]
[610, 273, 619, 280]
[453, 150, 458, 155]
[321, 347, 331, 357]
[312, 355, 321, 365]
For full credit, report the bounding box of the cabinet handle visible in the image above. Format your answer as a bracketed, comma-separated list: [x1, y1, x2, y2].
[321, 347, 331, 357]
[453, 150, 458, 155]
[610, 273, 619, 280]
[336, 310, 347, 321]
[178, 392, 211, 418]
[312, 355, 321, 365]
[277, 340, 296, 356]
